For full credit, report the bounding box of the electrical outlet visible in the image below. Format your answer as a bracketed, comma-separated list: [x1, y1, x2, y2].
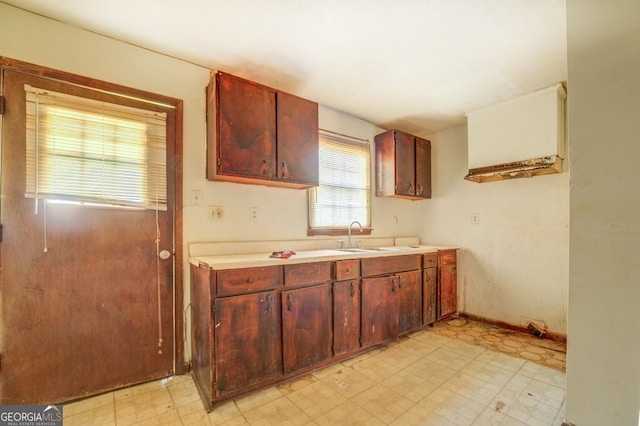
[191, 189, 202, 206]
[210, 206, 224, 221]
[250, 207, 259, 222]
[471, 212, 480, 224]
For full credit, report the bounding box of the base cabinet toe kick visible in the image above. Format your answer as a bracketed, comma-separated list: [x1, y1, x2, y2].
[190, 249, 458, 410]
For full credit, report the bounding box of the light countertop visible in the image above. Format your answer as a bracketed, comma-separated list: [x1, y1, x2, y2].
[190, 245, 458, 270]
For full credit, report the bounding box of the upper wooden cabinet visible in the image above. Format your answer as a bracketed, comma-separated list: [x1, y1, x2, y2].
[375, 129, 432, 200]
[206, 71, 319, 188]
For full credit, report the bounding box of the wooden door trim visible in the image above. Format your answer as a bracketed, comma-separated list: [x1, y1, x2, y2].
[0, 56, 185, 374]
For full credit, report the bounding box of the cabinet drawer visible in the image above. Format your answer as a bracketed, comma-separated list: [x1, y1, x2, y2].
[423, 253, 438, 268]
[284, 261, 331, 288]
[334, 260, 360, 281]
[216, 266, 282, 296]
[438, 250, 457, 265]
[361, 254, 421, 277]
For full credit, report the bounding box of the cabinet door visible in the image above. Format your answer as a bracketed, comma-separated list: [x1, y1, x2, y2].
[361, 276, 399, 348]
[397, 270, 422, 334]
[276, 91, 319, 186]
[394, 130, 416, 196]
[439, 264, 457, 319]
[333, 279, 361, 355]
[214, 291, 281, 396]
[415, 137, 432, 199]
[423, 267, 437, 325]
[217, 72, 276, 179]
[282, 284, 332, 374]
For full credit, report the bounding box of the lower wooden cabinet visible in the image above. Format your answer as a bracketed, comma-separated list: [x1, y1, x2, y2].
[397, 270, 422, 334]
[333, 279, 361, 355]
[361, 276, 399, 348]
[282, 283, 332, 374]
[214, 291, 281, 396]
[190, 248, 458, 410]
[423, 267, 437, 325]
[438, 250, 458, 319]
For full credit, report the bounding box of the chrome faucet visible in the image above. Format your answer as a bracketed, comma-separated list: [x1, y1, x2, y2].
[347, 220, 364, 248]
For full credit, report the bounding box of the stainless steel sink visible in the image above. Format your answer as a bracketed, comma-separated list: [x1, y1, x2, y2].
[336, 247, 406, 253]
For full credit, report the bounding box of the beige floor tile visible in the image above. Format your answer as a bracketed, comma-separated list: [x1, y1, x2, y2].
[60, 318, 567, 426]
[351, 383, 416, 423]
[286, 378, 347, 418]
[207, 399, 243, 424]
[350, 354, 402, 381]
[315, 365, 377, 399]
[277, 373, 317, 395]
[314, 400, 385, 426]
[381, 368, 439, 403]
[473, 407, 528, 425]
[389, 403, 457, 426]
[242, 395, 313, 425]
[233, 386, 284, 414]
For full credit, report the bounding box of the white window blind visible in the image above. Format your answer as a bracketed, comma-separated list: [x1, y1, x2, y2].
[308, 130, 370, 230]
[25, 85, 167, 210]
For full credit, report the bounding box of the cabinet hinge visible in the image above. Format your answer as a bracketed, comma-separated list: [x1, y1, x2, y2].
[211, 304, 216, 317]
[0, 224, 3, 243]
[0, 96, 5, 115]
[217, 158, 221, 166]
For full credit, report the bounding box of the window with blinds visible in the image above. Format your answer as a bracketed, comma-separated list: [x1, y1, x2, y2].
[25, 85, 167, 210]
[308, 130, 371, 234]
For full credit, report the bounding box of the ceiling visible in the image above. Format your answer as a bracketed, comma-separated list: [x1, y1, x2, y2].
[3, 0, 567, 135]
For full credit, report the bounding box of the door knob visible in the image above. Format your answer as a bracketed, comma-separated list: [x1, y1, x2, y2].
[159, 250, 171, 260]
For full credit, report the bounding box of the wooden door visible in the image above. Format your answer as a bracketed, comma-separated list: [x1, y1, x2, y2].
[276, 91, 318, 186]
[0, 67, 178, 404]
[282, 284, 332, 374]
[361, 276, 398, 348]
[217, 72, 276, 180]
[415, 137, 432, 199]
[423, 267, 437, 325]
[394, 130, 416, 196]
[397, 270, 422, 334]
[214, 291, 281, 396]
[333, 279, 361, 355]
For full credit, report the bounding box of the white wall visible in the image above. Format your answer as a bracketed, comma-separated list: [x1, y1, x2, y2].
[566, 1, 640, 424]
[0, 3, 420, 363]
[185, 105, 421, 244]
[418, 125, 569, 334]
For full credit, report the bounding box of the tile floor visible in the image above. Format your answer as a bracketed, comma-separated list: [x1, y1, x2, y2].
[63, 321, 567, 425]
[428, 318, 566, 372]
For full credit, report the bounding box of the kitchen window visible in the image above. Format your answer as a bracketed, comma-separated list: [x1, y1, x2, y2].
[24, 85, 167, 210]
[307, 130, 371, 236]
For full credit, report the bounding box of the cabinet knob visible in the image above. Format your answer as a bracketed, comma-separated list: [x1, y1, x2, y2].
[280, 161, 288, 179]
[416, 184, 423, 195]
[408, 183, 415, 195]
[247, 277, 254, 284]
[261, 159, 268, 175]
[350, 282, 356, 297]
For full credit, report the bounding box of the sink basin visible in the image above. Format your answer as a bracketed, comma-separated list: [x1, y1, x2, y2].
[336, 247, 408, 253]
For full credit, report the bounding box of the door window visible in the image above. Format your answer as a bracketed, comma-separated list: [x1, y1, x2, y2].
[25, 85, 167, 210]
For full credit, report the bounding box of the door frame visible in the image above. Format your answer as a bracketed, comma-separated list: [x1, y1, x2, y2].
[0, 56, 185, 374]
